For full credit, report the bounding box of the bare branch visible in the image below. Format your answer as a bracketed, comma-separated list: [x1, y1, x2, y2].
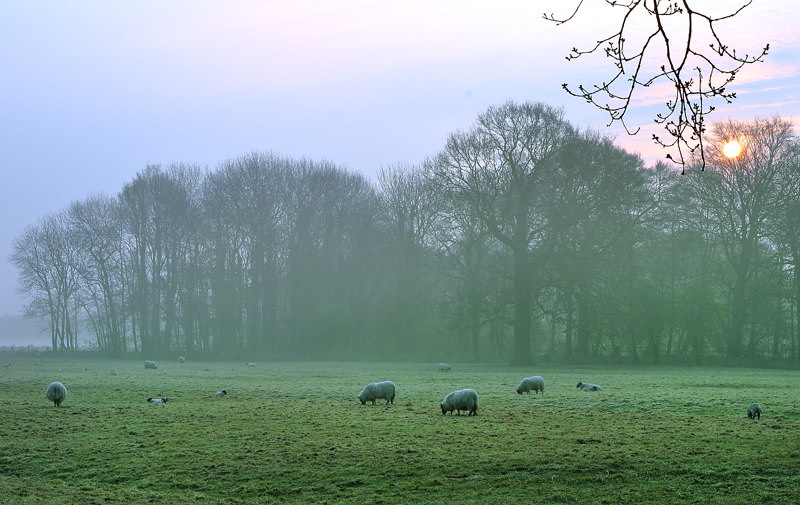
[545, 0, 769, 170]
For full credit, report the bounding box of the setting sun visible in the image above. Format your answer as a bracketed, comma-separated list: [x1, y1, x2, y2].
[722, 140, 742, 158]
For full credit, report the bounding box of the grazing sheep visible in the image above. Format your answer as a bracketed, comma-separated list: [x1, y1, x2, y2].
[516, 376, 545, 395]
[144, 360, 158, 369]
[2, 362, 10, 368]
[438, 363, 451, 372]
[45, 381, 67, 407]
[358, 381, 396, 405]
[440, 388, 478, 416]
[747, 403, 763, 420]
[147, 397, 168, 404]
[214, 390, 228, 398]
[577, 381, 603, 392]
[247, 362, 256, 367]
[110, 371, 118, 376]
[177, 356, 186, 363]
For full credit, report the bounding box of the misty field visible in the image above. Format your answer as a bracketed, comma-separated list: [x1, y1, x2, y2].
[1, 358, 798, 504]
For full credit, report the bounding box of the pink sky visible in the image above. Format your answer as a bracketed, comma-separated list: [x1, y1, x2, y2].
[0, 0, 797, 316]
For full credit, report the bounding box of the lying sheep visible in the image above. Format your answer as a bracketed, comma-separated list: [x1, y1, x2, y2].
[359, 381, 396, 405]
[438, 363, 451, 372]
[45, 381, 67, 407]
[214, 390, 228, 398]
[178, 356, 186, 363]
[147, 397, 168, 404]
[440, 388, 478, 416]
[144, 360, 158, 369]
[247, 362, 256, 367]
[747, 403, 763, 420]
[577, 381, 603, 392]
[517, 376, 545, 395]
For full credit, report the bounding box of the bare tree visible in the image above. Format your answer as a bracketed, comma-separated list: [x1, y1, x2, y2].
[545, 0, 769, 171]
[285, 159, 379, 356]
[204, 152, 290, 356]
[119, 164, 200, 354]
[432, 101, 573, 365]
[684, 117, 797, 358]
[428, 165, 500, 361]
[67, 194, 127, 353]
[377, 164, 445, 353]
[11, 213, 82, 351]
[545, 130, 651, 357]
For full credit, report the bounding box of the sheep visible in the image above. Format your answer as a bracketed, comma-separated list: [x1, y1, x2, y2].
[358, 381, 396, 405]
[45, 381, 67, 407]
[577, 381, 603, 392]
[440, 388, 478, 416]
[747, 403, 763, 420]
[438, 363, 451, 372]
[247, 362, 256, 367]
[2, 362, 10, 368]
[147, 397, 168, 403]
[177, 356, 186, 363]
[144, 360, 158, 369]
[214, 390, 228, 398]
[516, 376, 545, 395]
[110, 371, 118, 376]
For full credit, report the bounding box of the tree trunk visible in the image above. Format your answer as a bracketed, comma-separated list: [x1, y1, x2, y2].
[510, 251, 532, 365]
[728, 274, 747, 358]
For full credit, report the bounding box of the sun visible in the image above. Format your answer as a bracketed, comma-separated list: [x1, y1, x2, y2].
[722, 140, 742, 159]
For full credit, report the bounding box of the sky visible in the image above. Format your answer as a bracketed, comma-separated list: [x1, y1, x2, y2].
[1, 0, 798, 317]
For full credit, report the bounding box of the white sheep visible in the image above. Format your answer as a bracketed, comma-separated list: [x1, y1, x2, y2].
[178, 356, 186, 363]
[517, 376, 545, 395]
[147, 397, 168, 403]
[438, 363, 451, 372]
[247, 362, 256, 367]
[45, 381, 67, 407]
[747, 403, 763, 420]
[358, 381, 396, 405]
[440, 388, 478, 416]
[576, 381, 603, 392]
[144, 360, 158, 369]
[214, 390, 228, 398]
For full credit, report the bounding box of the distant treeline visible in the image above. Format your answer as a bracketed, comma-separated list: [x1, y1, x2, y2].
[11, 102, 800, 366]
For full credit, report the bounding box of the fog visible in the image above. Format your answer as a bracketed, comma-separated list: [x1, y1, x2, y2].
[0, 315, 49, 347]
[8, 106, 800, 366]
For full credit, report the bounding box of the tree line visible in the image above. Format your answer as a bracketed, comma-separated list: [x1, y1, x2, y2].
[11, 102, 800, 366]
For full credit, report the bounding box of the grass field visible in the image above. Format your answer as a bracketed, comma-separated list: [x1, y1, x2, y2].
[0, 357, 798, 504]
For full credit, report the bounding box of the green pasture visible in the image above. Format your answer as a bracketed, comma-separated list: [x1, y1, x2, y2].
[0, 358, 798, 504]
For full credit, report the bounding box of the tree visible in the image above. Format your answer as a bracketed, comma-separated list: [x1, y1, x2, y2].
[67, 194, 127, 353]
[11, 213, 82, 351]
[545, 0, 769, 170]
[377, 164, 444, 355]
[684, 117, 797, 358]
[204, 152, 291, 356]
[429, 167, 500, 361]
[432, 101, 573, 365]
[119, 164, 200, 354]
[544, 130, 651, 358]
[284, 159, 380, 357]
